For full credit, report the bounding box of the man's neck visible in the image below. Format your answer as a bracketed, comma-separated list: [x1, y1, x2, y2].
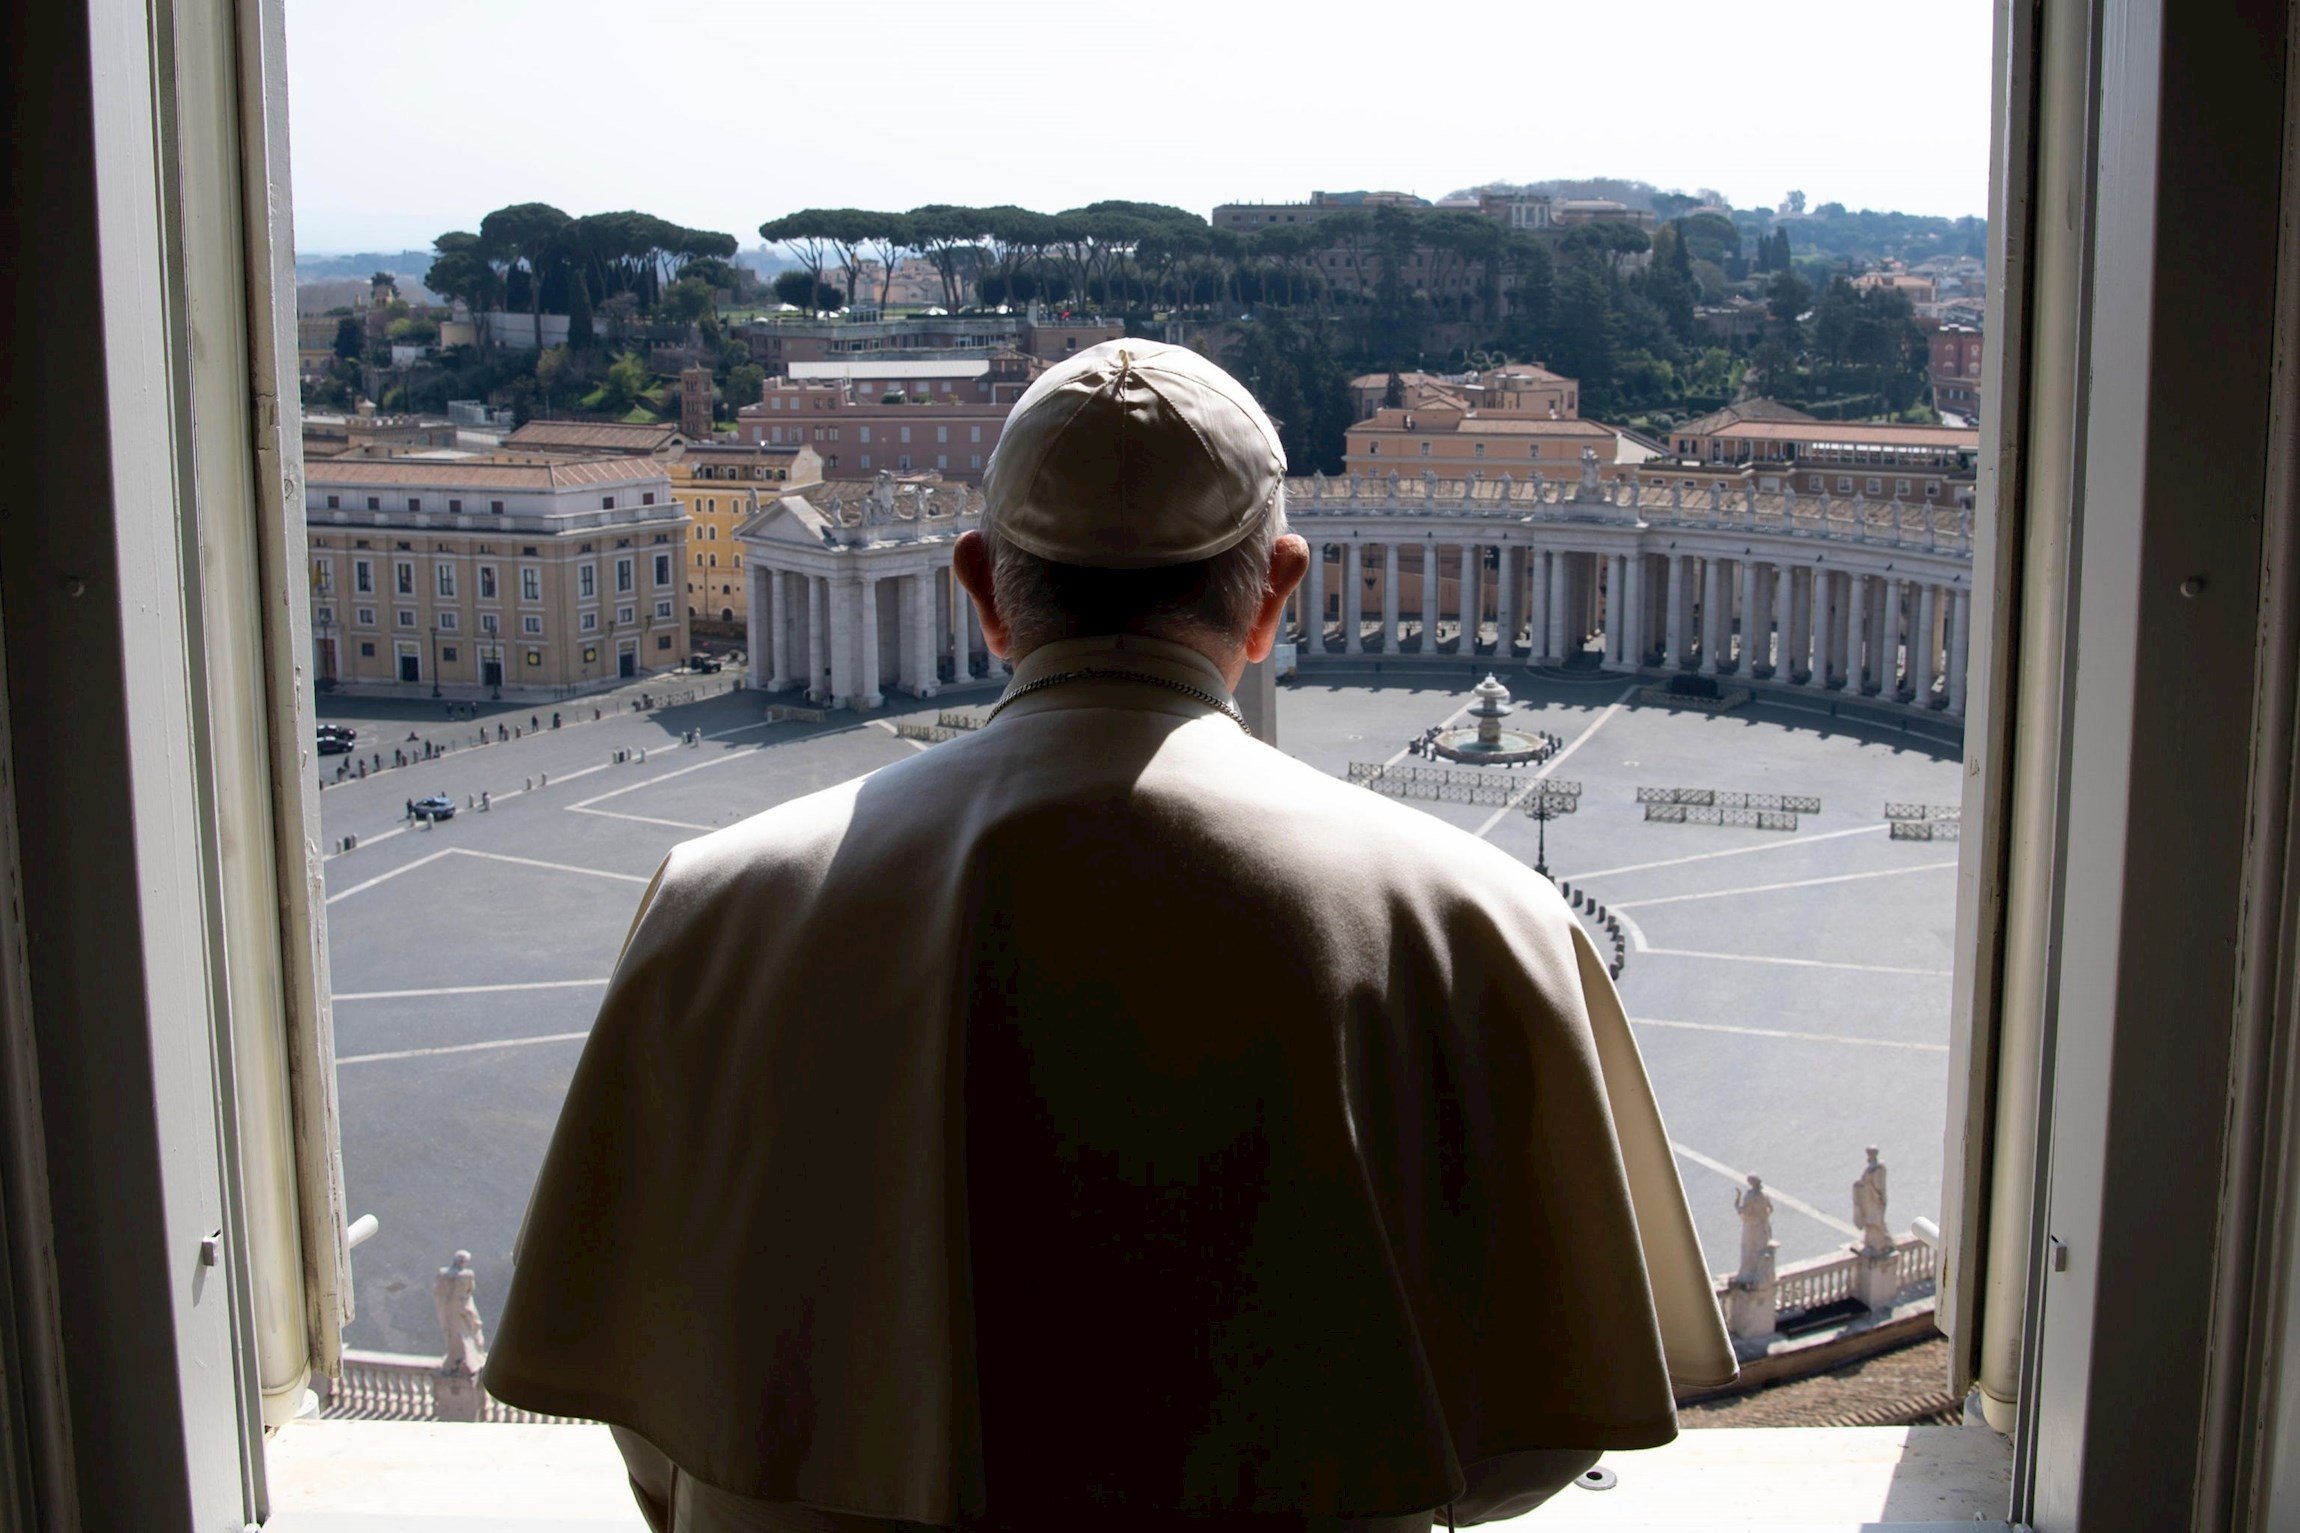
[1006, 628, 1245, 691]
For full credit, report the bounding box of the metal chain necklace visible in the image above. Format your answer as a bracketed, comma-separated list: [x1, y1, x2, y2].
[980, 667, 1250, 733]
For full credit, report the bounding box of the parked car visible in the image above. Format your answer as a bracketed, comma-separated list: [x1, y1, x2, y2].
[687, 654, 722, 673]
[409, 794, 455, 822]
[316, 724, 356, 755]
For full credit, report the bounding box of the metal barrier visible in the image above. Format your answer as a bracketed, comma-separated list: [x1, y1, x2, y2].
[1637, 787, 1820, 814]
[894, 722, 966, 744]
[1347, 762, 1581, 808]
[1890, 818, 1963, 841]
[1644, 803, 1801, 831]
[934, 711, 981, 732]
[1883, 801, 1961, 821]
[765, 705, 828, 724]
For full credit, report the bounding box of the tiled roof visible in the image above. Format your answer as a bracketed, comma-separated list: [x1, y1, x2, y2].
[305, 456, 670, 491]
[1675, 400, 1820, 435]
[503, 421, 682, 452]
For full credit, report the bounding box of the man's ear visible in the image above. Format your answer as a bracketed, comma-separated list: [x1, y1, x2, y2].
[1244, 534, 1311, 664]
[953, 530, 1012, 659]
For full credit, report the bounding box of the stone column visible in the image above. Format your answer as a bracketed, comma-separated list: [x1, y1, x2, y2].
[1783, 569, 1805, 685]
[1619, 552, 1643, 670]
[1420, 542, 1440, 653]
[1305, 543, 1326, 652]
[1548, 546, 1570, 662]
[1845, 574, 1868, 692]
[1700, 557, 1725, 674]
[858, 575, 883, 708]
[759, 565, 786, 690]
[1916, 582, 1939, 705]
[1751, 563, 1775, 675]
[951, 569, 973, 680]
[1381, 543, 1400, 654]
[1495, 545, 1517, 659]
[1526, 549, 1548, 661]
[1869, 582, 1891, 692]
[1460, 542, 1480, 653]
[827, 579, 857, 707]
[890, 572, 914, 696]
[803, 574, 824, 701]
[1663, 554, 1686, 669]
[1947, 587, 1973, 715]
[1343, 542, 1363, 653]
[1736, 558, 1758, 674]
[1808, 571, 1834, 688]
[910, 572, 937, 697]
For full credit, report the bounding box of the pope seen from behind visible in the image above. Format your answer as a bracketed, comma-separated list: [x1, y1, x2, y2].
[487, 339, 1738, 1533]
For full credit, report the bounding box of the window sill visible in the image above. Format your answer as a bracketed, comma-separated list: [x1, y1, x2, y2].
[262, 1422, 2014, 1531]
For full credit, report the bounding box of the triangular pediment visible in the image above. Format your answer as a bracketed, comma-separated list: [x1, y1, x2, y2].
[734, 494, 836, 549]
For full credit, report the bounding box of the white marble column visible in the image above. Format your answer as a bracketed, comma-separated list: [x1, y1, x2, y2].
[827, 579, 857, 707]
[858, 575, 883, 708]
[1869, 582, 1891, 691]
[1887, 578, 1910, 695]
[1343, 542, 1363, 653]
[1548, 547, 1570, 661]
[1736, 558, 1758, 673]
[1496, 545, 1517, 659]
[914, 572, 939, 696]
[759, 565, 785, 689]
[1382, 543, 1400, 654]
[804, 574, 825, 700]
[1419, 542, 1440, 652]
[1700, 558, 1724, 674]
[1947, 587, 1972, 715]
[1619, 553, 1644, 669]
[1786, 569, 1811, 686]
[1664, 554, 1686, 668]
[1916, 582, 1939, 705]
[1536, 551, 1554, 661]
[1305, 544, 1326, 651]
[952, 569, 974, 680]
[1460, 542, 1480, 653]
[1845, 574, 1868, 692]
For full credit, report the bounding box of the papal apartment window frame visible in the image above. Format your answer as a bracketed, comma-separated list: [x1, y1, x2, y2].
[1, 3, 2297, 1532]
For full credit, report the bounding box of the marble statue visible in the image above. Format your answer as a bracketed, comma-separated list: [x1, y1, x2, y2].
[433, 1249, 487, 1376]
[1854, 1146, 1893, 1255]
[1735, 1174, 1775, 1283]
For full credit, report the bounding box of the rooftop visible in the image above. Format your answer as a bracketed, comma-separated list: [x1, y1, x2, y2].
[502, 420, 684, 454]
[787, 358, 993, 381]
[305, 456, 670, 492]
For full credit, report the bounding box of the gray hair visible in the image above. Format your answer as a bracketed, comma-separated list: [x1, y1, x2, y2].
[981, 487, 1289, 655]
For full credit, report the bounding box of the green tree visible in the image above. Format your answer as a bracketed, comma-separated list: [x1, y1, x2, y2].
[535, 345, 574, 413]
[332, 317, 363, 362]
[1549, 252, 1619, 404]
[479, 202, 571, 337]
[660, 277, 715, 325]
[599, 351, 650, 415]
[773, 270, 840, 310]
[565, 268, 595, 350]
[721, 363, 764, 418]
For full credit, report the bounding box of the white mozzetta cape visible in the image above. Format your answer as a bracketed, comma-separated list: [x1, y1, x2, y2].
[489, 634, 1736, 1528]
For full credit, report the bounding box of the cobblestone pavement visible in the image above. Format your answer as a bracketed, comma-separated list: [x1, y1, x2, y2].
[1681, 1335, 1959, 1427]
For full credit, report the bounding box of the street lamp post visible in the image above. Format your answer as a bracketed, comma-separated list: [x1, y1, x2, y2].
[1520, 782, 1582, 879]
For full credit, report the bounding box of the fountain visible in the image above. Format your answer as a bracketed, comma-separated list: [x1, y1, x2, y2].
[1430, 675, 1551, 765]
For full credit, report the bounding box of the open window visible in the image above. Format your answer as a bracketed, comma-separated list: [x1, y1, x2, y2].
[3, 0, 2297, 1527]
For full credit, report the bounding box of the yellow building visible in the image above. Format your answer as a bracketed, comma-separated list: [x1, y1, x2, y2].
[668, 441, 823, 625]
[305, 456, 690, 691]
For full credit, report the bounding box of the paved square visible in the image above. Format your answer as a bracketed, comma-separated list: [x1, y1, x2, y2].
[320, 673, 1962, 1353]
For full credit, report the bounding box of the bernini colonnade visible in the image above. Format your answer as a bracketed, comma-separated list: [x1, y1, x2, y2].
[738, 454, 1976, 717]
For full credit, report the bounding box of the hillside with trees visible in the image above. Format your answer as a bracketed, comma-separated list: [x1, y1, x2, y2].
[307, 190, 1970, 465]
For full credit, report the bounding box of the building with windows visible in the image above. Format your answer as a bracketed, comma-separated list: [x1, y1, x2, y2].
[1347, 364, 1580, 423]
[1670, 403, 1980, 504]
[735, 350, 1044, 483]
[1930, 324, 1986, 419]
[304, 457, 689, 691]
[667, 441, 824, 625]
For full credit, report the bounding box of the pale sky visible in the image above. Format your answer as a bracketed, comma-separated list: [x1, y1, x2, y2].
[286, 0, 1995, 255]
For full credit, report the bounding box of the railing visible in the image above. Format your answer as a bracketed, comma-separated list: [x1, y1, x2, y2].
[313, 1350, 579, 1424]
[1890, 819, 1963, 841]
[1347, 762, 1578, 807]
[1637, 787, 1821, 813]
[1883, 801, 1960, 820]
[1645, 804, 1800, 831]
[1722, 1234, 1938, 1317]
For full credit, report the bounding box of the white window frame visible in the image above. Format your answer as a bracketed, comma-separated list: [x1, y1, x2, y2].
[520, 565, 541, 602]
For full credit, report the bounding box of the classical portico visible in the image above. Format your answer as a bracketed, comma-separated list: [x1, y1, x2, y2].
[1286, 453, 1976, 718]
[736, 475, 992, 711]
